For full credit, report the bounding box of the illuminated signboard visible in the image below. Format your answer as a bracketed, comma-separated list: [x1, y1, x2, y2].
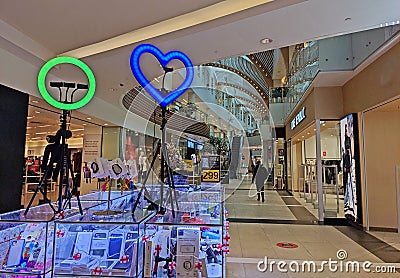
[290, 107, 306, 130]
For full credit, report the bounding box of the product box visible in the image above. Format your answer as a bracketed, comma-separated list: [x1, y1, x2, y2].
[176, 227, 200, 278]
[53, 200, 154, 277]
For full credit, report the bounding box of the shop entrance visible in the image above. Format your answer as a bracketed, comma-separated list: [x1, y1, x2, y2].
[362, 98, 400, 232]
[288, 121, 345, 221]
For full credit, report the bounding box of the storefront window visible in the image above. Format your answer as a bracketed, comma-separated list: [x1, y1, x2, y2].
[320, 121, 343, 218]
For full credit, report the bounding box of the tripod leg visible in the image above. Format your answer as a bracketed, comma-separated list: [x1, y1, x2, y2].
[164, 147, 179, 217]
[164, 164, 175, 217]
[24, 163, 53, 215]
[132, 142, 161, 213]
[132, 185, 145, 213]
[24, 180, 42, 215]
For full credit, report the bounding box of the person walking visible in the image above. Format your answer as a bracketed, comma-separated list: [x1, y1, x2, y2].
[252, 161, 269, 202]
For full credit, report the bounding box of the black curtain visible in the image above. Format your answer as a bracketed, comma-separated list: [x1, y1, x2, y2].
[0, 84, 28, 213]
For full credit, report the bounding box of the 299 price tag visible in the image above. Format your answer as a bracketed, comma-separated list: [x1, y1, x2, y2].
[201, 170, 220, 182]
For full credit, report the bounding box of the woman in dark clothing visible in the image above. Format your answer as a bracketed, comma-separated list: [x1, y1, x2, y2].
[252, 161, 269, 202]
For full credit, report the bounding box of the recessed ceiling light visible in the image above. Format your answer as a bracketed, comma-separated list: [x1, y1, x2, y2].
[27, 127, 33, 129]
[31, 100, 39, 104]
[104, 123, 108, 126]
[87, 117, 92, 120]
[82, 123, 87, 126]
[260, 38, 273, 44]
[35, 111, 41, 114]
[27, 116, 34, 119]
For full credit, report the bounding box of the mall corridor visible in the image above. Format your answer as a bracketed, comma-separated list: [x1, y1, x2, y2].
[225, 178, 400, 277]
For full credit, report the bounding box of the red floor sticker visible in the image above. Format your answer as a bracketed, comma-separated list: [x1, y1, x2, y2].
[276, 242, 298, 248]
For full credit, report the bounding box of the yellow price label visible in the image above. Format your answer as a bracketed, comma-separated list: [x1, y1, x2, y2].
[201, 170, 220, 182]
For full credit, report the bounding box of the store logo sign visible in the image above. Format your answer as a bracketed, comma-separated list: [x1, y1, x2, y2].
[291, 107, 306, 130]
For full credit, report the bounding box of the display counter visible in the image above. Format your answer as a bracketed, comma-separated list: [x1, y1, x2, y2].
[53, 201, 154, 277]
[0, 202, 99, 277]
[143, 197, 227, 278]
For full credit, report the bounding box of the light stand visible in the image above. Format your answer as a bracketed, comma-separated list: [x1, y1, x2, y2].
[132, 67, 179, 217]
[24, 82, 87, 216]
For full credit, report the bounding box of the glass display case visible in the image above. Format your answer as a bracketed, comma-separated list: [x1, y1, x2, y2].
[0, 202, 99, 277]
[53, 201, 154, 277]
[80, 190, 136, 202]
[143, 197, 227, 278]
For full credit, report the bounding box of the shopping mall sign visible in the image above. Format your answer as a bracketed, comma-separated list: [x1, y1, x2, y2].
[290, 107, 306, 130]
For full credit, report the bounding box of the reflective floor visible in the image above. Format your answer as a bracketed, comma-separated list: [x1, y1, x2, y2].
[225, 177, 400, 277]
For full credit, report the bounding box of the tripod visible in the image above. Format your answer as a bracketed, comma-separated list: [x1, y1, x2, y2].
[132, 68, 179, 217]
[24, 110, 83, 215]
[132, 105, 179, 217]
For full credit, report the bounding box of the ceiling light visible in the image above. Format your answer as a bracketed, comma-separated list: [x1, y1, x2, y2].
[86, 117, 92, 120]
[260, 38, 273, 44]
[35, 111, 41, 114]
[27, 116, 34, 119]
[27, 127, 32, 129]
[104, 123, 109, 126]
[82, 123, 87, 126]
[35, 132, 47, 135]
[31, 100, 39, 104]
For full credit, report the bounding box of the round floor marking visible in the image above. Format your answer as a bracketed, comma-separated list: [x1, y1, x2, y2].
[276, 242, 298, 248]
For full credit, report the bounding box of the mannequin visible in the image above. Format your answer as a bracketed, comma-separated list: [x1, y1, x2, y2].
[139, 151, 148, 183]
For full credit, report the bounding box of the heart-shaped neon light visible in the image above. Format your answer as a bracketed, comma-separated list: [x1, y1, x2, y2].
[130, 44, 194, 107]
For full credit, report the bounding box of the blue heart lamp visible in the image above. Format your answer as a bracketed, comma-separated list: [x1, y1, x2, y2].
[130, 44, 194, 107]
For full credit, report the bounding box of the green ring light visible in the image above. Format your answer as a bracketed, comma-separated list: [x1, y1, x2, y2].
[37, 56, 96, 110]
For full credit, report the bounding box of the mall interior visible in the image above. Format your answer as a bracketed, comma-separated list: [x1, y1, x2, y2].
[0, 1, 400, 277]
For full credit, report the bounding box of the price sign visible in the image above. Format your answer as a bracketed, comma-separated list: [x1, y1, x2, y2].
[201, 169, 220, 182]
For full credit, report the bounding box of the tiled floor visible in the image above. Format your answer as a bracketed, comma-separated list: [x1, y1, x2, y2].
[225, 178, 400, 277]
[226, 223, 399, 277]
